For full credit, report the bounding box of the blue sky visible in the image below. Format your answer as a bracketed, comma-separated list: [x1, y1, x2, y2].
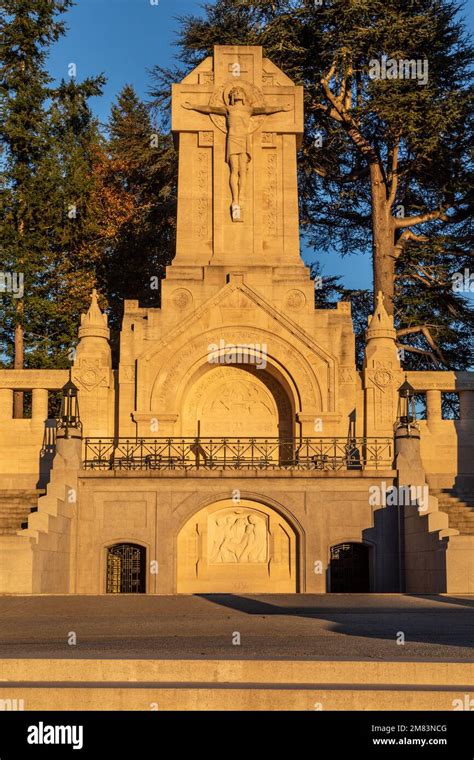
[47, 0, 473, 291]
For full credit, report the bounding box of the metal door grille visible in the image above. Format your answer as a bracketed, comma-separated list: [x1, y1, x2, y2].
[106, 544, 145, 593]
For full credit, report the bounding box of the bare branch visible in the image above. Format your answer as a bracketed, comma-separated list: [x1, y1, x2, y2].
[396, 325, 448, 366]
[340, 165, 370, 183]
[402, 273, 433, 287]
[393, 229, 429, 259]
[396, 343, 441, 367]
[319, 59, 377, 161]
[395, 208, 449, 229]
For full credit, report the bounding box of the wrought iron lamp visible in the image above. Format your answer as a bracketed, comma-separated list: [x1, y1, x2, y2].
[57, 374, 82, 439]
[396, 375, 418, 434]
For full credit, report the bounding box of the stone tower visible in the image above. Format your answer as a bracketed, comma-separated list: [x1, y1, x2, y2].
[118, 45, 357, 442]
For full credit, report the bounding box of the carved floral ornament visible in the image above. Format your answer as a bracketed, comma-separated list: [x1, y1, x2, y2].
[171, 288, 193, 310]
[73, 367, 107, 392]
[373, 369, 393, 388]
[285, 289, 306, 311]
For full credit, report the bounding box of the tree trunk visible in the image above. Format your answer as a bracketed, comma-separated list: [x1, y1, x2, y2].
[13, 212, 25, 419]
[13, 304, 24, 419]
[370, 163, 395, 315]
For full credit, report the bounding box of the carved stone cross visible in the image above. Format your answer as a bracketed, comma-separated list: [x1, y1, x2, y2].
[183, 84, 291, 220]
[171, 45, 303, 266]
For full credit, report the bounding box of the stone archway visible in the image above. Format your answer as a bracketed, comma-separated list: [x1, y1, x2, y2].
[180, 364, 293, 439]
[177, 499, 298, 593]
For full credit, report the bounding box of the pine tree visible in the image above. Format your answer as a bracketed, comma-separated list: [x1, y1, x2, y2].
[0, 0, 74, 411]
[97, 85, 177, 344]
[1, 1, 109, 376]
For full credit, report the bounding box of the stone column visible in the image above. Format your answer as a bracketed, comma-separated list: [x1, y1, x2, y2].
[32, 388, 48, 423]
[0, 389, 13, 420]
[458, 390, 474, 482]
[426, 389, 442, 431]
[459, 390, 474, 424]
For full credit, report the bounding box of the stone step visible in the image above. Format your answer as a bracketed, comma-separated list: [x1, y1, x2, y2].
[0, 491, 44, 500]
[436, 496, 473, 503]
[433, 491, 474, 508]
[438, 505, 474, 514]
[0, 504, 38, 511]
[0, 490, 42, 532]
[1, 659, 472, 711]
[437, 503, 474, 512]
[0, 685, 470, 711]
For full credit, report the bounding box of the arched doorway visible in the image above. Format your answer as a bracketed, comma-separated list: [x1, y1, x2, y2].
[329, 542, 370, 592]
[177, 499, 298, 593]
[106, 543, 146, 593]
[181, 365, 293, 439]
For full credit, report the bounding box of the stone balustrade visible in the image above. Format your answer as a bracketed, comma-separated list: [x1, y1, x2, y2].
[0, 370, 68, 421]
[406, 371, 474, 488]
[407, 370, 474, 423]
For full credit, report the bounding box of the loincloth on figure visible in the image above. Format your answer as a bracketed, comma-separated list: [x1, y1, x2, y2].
[226, 133, 251, 163]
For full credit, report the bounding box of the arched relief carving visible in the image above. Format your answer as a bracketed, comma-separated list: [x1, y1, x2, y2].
[134, 281, 338, 411]
[181, 365, 294, 438]
[173, 490, 306, 542]
[146, 327, 328, 415]
[208, 508, 269, 564]
[176, 497, 300, 593]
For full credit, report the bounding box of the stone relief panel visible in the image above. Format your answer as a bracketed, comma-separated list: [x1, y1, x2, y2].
[263, 151, 278, 235]
[181, 365, 293, 439]
[186, 367, 278, 438]
[176, 499, 298, 593]
[208, 509, 268, 563]
[195, 148, 211, 242]
[339, 367, 355, 384]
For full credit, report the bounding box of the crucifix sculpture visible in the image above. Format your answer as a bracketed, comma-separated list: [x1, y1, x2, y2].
[183, 85, 291, 221]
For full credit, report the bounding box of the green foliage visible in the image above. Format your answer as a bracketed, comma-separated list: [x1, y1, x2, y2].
[98, 84, 177, 349]
[149, 0, 473, 369]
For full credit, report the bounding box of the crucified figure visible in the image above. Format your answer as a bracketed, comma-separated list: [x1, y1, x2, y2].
[183, 86, 291, 216]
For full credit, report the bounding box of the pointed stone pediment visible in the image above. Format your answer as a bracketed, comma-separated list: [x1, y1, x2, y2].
[138, 279, 335, 369]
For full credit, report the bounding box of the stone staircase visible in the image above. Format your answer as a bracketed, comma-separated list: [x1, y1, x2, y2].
[1, 659, 473, 711]
[0, 490, 44, 536]
[432, 488, 474, 535]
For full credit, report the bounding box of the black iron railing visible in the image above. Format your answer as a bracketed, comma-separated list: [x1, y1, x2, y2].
[83, 437, 393, 471]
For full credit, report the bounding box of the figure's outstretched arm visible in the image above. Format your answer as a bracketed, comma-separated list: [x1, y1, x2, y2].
[252, 103, 292, 115]
[182, 100, 226, 115]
